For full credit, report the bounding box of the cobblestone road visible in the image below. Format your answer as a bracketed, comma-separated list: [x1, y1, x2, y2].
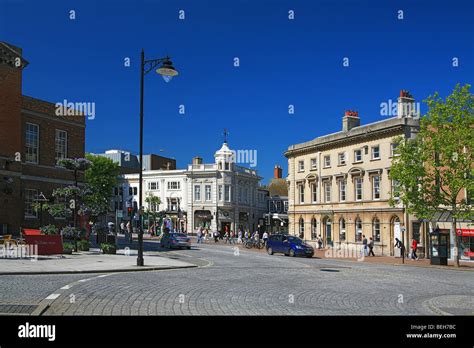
[1, 242, 473, 315]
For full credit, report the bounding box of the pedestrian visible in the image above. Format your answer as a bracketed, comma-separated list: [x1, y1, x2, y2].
[395, 237, 405, 257]
[317, 235, 323, 250]
[230, 230, 235, 244]
[262, 231, 268, 247]
[224, 231, 229, 244]
[126, 221, 133, 243]
[120, 221, 126, 235]
[244, 230, 249, 241]
[411, 238, 419, 260]
[362, 235, 368, 256]
[238, 230, 242, 244]
[197, 228, 202, 244]
[368, 237, 375, 256]
[213, 230, 219, 243]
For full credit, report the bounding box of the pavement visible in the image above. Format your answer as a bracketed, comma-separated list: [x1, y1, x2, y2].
[0, 248, 197, 275]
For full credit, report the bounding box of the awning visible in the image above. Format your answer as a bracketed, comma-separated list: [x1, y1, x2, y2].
[428, 211, 472, 223]
[194, 210, 213, 220]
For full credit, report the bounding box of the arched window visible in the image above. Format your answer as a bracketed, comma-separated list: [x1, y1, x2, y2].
[355, 217, 363, 242]
[339, 218, 346, 241]
[311, 217, 318, 240]
[373, 218, 381, 242]
[299, 217, 305, 237]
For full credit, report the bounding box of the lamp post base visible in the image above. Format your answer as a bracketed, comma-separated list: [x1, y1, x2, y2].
[137, 257, 144, 266]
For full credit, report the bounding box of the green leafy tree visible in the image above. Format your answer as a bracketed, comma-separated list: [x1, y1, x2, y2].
[389, 84, 474, 267]
[145, 194, 161, 234]
[83, 154, 120, 221]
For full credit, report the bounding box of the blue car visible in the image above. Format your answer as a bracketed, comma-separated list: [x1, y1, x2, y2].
[266, 234, 314, 258]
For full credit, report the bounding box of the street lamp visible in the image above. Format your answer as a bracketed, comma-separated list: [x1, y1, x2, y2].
[137, 49, 178, 267]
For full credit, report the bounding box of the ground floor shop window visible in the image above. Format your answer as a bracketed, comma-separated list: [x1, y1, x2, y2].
[339, 218, 346, 241]
[299, 217, 304, 237]
[373, 218, 381, 242]
[355, 218, 362, 242]
[311, 218, 318, 240]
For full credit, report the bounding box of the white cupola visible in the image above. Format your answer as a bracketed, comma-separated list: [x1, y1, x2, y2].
[214, 141, 234, 171]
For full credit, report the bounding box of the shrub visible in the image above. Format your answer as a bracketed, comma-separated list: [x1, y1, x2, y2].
[63, 242, 74, 251]
[77, 240, 91, 251]
[101, 243, 116, 254]
[40, 224, 59, 235]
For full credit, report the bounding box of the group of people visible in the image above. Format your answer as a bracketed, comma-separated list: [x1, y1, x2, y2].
[195, 228, 270, 246]
[394, 237, 419, 260]
[119, 221, 133, 243]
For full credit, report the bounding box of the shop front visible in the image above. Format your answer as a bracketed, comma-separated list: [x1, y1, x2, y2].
[218, 209, 234, 234]
[457, 228, 474, 261]
[194, 210, 213, 230]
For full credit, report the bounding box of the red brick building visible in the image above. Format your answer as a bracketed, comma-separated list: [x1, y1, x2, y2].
[0, 42, 85, 236]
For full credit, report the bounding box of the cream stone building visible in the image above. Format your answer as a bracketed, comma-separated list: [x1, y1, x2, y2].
[285, 91, 420, 255]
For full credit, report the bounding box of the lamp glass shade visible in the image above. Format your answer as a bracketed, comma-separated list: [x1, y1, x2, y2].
[156, 67, 178, 77]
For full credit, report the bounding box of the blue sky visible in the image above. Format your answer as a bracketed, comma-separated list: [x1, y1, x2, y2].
[1, 0, 473, 183]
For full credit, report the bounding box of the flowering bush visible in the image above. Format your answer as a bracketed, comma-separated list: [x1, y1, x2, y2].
[60, 226, 82, 240]
[52, 185, 82, 198]
[57, 158, 92, 171]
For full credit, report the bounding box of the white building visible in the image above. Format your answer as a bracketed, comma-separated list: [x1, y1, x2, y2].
[115, 141, 268, 234]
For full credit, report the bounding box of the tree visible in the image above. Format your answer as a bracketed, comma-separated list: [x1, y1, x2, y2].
[268, 178, 288, 196]
[83, 154, 120, 221]
[389, 84, 474, 267]
[145, 194, 161, 234]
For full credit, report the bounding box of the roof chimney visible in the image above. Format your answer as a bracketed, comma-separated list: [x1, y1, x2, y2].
[342, 110, 360, 132]
[192, 156, 203, 165]
[397, 90, 416, 118]
[274, 165, 282, 179]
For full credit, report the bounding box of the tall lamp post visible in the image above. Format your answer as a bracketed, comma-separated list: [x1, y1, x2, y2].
[137, 49, 178, 266]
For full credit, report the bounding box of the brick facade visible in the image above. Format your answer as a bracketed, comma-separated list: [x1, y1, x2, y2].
[0, 42, 85, 235]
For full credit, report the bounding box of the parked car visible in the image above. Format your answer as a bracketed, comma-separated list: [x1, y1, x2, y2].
[160, 233, 191, 249]
[266, 234, 314, 258]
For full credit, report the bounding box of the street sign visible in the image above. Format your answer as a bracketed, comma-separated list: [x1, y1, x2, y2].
[117, 210, 123, 218]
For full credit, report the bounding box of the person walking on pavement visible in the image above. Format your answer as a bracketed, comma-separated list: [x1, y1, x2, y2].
[224, 231, 229, 244]
[197, 228, 203, 244]
[120, 221, 126, 235]
[262, 231, 269, 247]
[411, 238, 419, 260]
[238, 230, 243, 244]
[395, 237, 405, 257]
[317, 235, 323, 250]
[126, 221, 133, 243]
[229, 230, 235, 244]
[213, 230, 219, 243]
[368, 237, 375, 256]
[362, 235, 368, 257]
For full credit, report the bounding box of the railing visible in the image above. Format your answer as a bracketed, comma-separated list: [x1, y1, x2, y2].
[188, 164, 217, 171]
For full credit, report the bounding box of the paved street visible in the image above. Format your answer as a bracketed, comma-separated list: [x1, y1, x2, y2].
[0, 241, 473, 316]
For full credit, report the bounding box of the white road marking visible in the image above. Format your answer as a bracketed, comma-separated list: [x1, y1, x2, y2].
[45, 293, 61, 300]
[60, 285, 72, 289]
